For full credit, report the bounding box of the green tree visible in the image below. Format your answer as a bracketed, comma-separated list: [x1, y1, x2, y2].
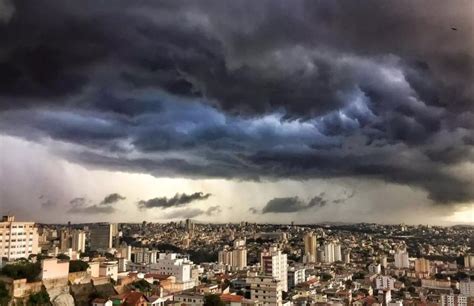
[319, 273, 333, 282]
[133, 279, 152, 292]
[28, 287, 51, 305]
[0, 281, 11, 306]
[69, 260, 89, 273]
[1, 262, 41, 282]
[204, 294, 224, 306]
[56, 254, 70, 261]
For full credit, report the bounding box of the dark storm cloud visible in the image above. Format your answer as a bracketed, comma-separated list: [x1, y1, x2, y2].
[137, 192, 212, 209]
[205, 206, 222, 216]
[0, 0, 471, 115]
[100, 193, 126, 205]
[0, 0, 473, 208]
[262, 191, 350, 213]
[162, 206, 220, 219]
[39, 195, 56, 209]
[69, 197, 87, 207]
[262, 197, 310, 214]
[248, 208, 259, 214]
[68, 194, 120, 214]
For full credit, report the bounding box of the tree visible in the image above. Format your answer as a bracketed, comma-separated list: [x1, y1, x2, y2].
[69, 260, 89, 273]
[204, 294, 224, 306]
[133, 279, 152, 292]
[56, 254, 70, 261]
[29, 287, 51, 305]
[345, 279, 353, 289]
[1, 262, 41, 282]
[104, 253, 115, 260]
[0, 281, 11, 306]
[319, 273, 333, 282]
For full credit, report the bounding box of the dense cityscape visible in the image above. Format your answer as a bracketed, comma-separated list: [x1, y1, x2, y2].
[0, 216, 472, 305]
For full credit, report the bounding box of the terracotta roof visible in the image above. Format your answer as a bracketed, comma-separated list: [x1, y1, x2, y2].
[125, 291, 147, 305]
[220, 294, 244, 302]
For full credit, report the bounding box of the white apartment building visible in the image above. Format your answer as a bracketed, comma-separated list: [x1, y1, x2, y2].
[441, 294, 467, 306]
[322, 242, 342, 263]
[72, 230, 86, 253]
[368, 263, 382, 274]
[394, 249, 409, 269]
[460, 279, 474, 297]
[0, 216, 39, 260]
[261, 246, 288, 292]
[218, 244, 247, 271]
[99, 261, 118, 281]
[132, 248, 158, 264]
[334, 243, 342, 262]
[149, 253, 195, 290]
[61, 229, 86, 253]
[375, 275, 396, 291]
[287, 267, 305, 290]
[464, 254, 474, 270]
[247, 275, 283, 306]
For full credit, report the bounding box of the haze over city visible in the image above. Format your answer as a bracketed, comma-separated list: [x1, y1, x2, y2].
[0, 0, 473, 225]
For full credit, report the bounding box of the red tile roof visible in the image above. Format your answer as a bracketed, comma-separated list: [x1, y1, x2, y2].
[220, 294, 244, 302]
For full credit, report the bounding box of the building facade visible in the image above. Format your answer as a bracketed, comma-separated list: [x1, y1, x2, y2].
[247, 276, 283, 306]
[89, 223, 114, 251]
[260, 246, 288, 292]
[0, 216, 39, 260]
[303, 232, 317, 263]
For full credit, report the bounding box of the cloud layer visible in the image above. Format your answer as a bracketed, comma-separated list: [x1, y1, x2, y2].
[138, 192, 212, 209]
[0, 0, 473, 216]
[67, 193, 125, 214]
[261, 191, 353, 214]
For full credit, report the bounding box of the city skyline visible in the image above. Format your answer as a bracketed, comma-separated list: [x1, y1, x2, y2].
[1, 0, 473, 225]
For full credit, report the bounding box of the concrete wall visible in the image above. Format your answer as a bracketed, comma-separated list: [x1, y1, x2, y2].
[41, 259, 69, 280]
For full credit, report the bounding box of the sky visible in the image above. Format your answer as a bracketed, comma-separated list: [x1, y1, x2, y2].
[0, 0, 473, 225]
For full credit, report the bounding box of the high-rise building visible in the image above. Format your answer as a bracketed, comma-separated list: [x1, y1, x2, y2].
[232, 247, 247, 270]
[59, 229, 70, 251]
[375, 275, 396, 290]
[218, 240, 247, 271]
[460, 279, 474, 297]
[323, 243, 334, 263]
[0, 216, 39, 260]
[368, 263, 382, 274]
[131, 248, 158, 264]
[149, 253, 195, 290]
[322, 242, 341, 263]
[440, 294, 467, 306]
[260, 246, 288, 292]
[394, 249, 409, 269]
[218, 247, 233, 266]
[247, 275, 283, 306]
[233, 238, 246, 248]
[464, 254, 474, 270]
[414, 258, 431, 277]
[303, 232, 317, 263]
[71, 230, 86, 253]
[59, 229, 86, 253]
[287, 267, 306, 290]
[334, 243, 342, 262]
[89, 223, 114, 251]
[185, 219, 194, 234]
[343, 249, 351, 264]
